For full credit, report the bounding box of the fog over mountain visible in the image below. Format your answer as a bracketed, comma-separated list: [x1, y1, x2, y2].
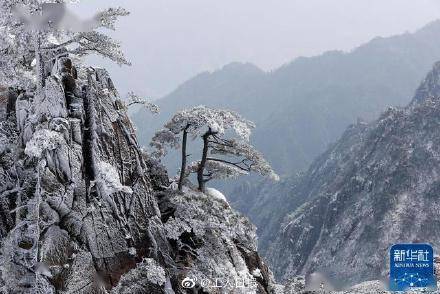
[130, 25, 440, 284]
[69, 0, 440, 98]
[133, 20, 440, 180]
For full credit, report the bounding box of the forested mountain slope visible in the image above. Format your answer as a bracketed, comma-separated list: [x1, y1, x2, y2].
[266, 61, 440, 288]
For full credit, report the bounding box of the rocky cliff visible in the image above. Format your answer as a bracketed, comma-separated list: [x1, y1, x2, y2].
[265, 61, 440, 288]
[0, 56, 278, 294]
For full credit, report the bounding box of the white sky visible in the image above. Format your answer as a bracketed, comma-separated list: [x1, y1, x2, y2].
[71, 0, 440, 98]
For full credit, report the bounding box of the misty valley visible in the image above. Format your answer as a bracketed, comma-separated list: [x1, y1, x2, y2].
[1, 1, 440, 294]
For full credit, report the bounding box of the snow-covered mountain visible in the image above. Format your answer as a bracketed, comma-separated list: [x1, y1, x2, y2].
[0, 57, 279, 293]
[265, 62, 440, 288]
[133, 20, 440, 177]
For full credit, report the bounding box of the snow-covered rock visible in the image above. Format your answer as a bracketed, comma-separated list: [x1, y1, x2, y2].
[0, 56, 276, 293]
[206, 187, 229, 205]
[158, 189, 279, 293]
[266, 62, 440, 288]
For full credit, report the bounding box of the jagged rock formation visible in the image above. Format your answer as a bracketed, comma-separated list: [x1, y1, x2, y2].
[265, 62, 440, 288]
[157, 190, 281, 293]
[0, 56, 277, 293]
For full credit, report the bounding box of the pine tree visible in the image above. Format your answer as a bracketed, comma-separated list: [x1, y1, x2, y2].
[151, 105, 279, 192]
[0, 0, 130, 91]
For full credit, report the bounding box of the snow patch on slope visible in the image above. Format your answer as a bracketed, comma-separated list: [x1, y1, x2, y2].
[206, 187, 229, 205]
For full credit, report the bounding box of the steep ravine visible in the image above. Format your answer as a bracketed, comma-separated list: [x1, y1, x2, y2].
[266, 61, 440, 288]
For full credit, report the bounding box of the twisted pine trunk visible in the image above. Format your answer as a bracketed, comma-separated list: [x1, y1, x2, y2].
[178, 127, 188, 191]
[197, 128, 216, 192]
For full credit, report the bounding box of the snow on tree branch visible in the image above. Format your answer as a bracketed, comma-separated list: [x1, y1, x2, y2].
[0, 0, 131, 89]
[68, 31, 131, 65]
[164, 105, 255, 140]
[126, 91, 159, 114]
[152, 105, 255, 161]
[187, 160, 248, 180]
[96, 7, 129, 31]
[151, 105, 277, 192]
[209, 138, 280, 181]
[150, 129, 180, 158]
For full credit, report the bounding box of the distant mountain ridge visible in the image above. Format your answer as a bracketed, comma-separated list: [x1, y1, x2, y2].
[129, 20, 440, 288]
[133, 20, 440, 178]
[132, 21, 440, 240]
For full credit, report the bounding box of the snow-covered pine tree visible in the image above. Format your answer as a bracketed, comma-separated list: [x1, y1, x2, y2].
[151, 105, 279, 192]
[125, 91, 159, 114]
[0, 0, 130, 91]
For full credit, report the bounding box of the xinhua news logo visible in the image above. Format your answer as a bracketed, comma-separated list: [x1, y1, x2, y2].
[389, 243, 436, 291]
